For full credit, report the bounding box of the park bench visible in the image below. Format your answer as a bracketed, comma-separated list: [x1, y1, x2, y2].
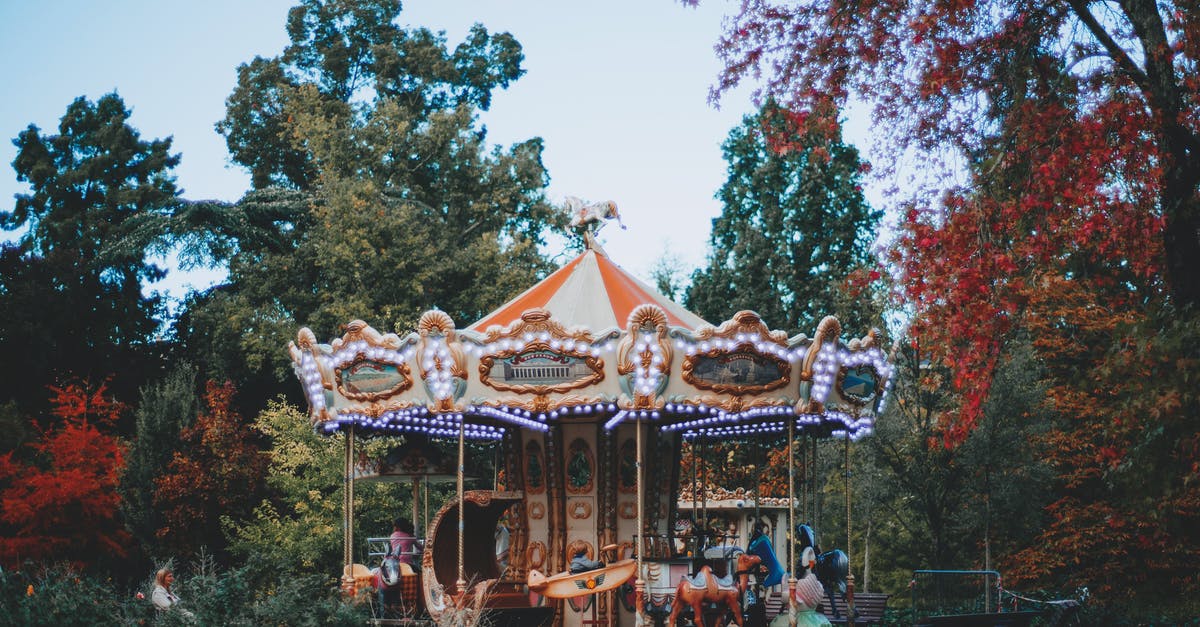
[819, 592, 891, 625]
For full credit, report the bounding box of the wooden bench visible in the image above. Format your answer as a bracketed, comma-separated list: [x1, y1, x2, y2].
[819, 592, 891, 625]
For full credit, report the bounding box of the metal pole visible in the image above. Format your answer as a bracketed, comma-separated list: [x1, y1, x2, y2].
[788, 419, 797, 627]
[341, 426, 356, 596]
[457, 417, 466, 591]
[635, 417, 646, 626]
[845, 435, 856, 627]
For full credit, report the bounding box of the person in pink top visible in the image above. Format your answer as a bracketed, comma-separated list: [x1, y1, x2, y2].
[389, 517, 417, 566]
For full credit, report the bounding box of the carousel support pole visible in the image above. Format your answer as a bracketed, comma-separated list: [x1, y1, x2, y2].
[635, 416, 647, 627]
[788, 420, 797, 627]
[457, 416, 467, 592]
[340, 425, 356, 597]
[844, 434, 856, 627]
[412, 477, 420, 539]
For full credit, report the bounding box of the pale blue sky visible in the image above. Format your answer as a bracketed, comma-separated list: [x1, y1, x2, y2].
[0, 1, 877, 300]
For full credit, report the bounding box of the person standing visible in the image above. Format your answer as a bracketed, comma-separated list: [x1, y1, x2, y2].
[152, 568, 180, 611]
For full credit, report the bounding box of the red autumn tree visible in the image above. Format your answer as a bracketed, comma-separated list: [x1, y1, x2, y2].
[0, 380, 129, 569]
[695, 0, 1198, 439]
[153, 380, 267, 560]
[1001, 272, 1200, 603]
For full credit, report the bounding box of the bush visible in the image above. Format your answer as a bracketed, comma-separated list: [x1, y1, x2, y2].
[0, 558, 369, 626]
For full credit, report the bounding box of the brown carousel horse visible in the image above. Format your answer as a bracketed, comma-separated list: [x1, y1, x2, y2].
[668, 550, 763, 627]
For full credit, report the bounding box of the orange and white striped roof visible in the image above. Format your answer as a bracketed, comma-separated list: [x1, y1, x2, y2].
[469, 242, 709, 332]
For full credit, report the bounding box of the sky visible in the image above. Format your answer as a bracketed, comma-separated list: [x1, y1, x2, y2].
[0, 0, 877, 301]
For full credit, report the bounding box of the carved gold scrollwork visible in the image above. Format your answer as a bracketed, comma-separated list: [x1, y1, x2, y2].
[527, 541, 547, 569]
[529, 502, 546, 520]
[801, 315, 841, 381]
[567, 499, 593, 520]
[616, 305, 673, 409]
[565, 539, 595, 561]
[417, 311, 468, 411]
[618, 501, 637, 520]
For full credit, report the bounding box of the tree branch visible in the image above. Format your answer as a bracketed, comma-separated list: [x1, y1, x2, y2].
[1065, 0, 1151, 92]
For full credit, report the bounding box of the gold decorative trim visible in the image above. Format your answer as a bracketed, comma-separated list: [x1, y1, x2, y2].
[418, 311, 468, 412]
[618, 501, 637, 520]
[801, 315, 841, 381]
[529, 501, 546, 520]
[693, 310, 790, 344]
[836, 364, 880, 407]
[479, 308, 596, 344]
[527, 541, 547, 569]
[567, 499, 593, 520]
[565, 539, 594, 561]
[616, 305, 674, 409]
[473, 395, 610, 412]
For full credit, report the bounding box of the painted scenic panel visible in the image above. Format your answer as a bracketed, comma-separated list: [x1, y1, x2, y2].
[688, 351, 787, 388]
[484, 350, 598, 388]
[839, 365, 879, 404]
[336, 359, 410, 400]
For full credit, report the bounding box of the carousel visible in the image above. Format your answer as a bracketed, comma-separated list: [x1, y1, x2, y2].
[287, 202, 895, 626]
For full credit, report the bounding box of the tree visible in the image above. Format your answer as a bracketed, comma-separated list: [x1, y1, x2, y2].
[1, 93, 180, 412]
[0, 380, 129, 570]
[153, 381, 267, 561]
[216, 0, 525, 191]
[697, 0, 1198, 438]
[184, 0, 561, 387]
[119, 365, 199, 557]
[686, 104, 881, 335]
[225, 400, 398, 575]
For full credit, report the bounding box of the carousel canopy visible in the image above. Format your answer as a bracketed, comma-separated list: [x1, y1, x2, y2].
[288, 225, 894, 442]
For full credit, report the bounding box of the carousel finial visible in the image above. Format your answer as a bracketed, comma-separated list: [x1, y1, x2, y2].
[564, 196, 626, 243]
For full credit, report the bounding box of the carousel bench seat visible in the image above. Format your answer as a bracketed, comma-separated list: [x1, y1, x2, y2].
[820, 592, 891, 625]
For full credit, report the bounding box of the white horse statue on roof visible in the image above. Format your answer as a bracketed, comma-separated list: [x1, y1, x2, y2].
[564, 196, 626, 231]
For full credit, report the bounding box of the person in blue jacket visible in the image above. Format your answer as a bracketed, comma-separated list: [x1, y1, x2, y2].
[746, 521, 785, 588]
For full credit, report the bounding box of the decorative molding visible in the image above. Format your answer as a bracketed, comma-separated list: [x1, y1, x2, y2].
[567, 499, 593, 520]
[565, 539, 595, 561]
[616, 305, 673, 409]
[564, 438, 595, 494]
[529, 501, 546, 520]
[618, 501, 637, 520]
[478, 308, 596, 344]
[526, 541, 547, 569]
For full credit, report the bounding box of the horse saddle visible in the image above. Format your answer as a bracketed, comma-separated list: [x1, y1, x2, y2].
[681, 568, 736, 592]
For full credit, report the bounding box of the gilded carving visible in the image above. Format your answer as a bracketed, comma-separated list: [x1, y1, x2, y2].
[801, 315, 841, 381]
[565, 539, 595, 561]
[616, 305, 674, 409]
[529, 501, 545, 520]
[527, 541, 547, 569]
[567, 499, 593, 520]
[417, 311, 468, 411]
[618, 501, 637, 520]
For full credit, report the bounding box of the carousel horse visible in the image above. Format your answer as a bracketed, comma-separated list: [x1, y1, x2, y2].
[668, 550, 762, 627]
[794, 523, 851, 620]
[372, 542, 412, 618]
[564, 196, 626, 231]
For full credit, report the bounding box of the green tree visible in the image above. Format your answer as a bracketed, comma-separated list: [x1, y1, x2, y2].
[216, 0, 524, 191]
[225, 400, 397, 574]
[119, 365, 199, 558]
[185, 0, 561, 388]
[1, 93, 179, 412]
[686, 104, 881, 335]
